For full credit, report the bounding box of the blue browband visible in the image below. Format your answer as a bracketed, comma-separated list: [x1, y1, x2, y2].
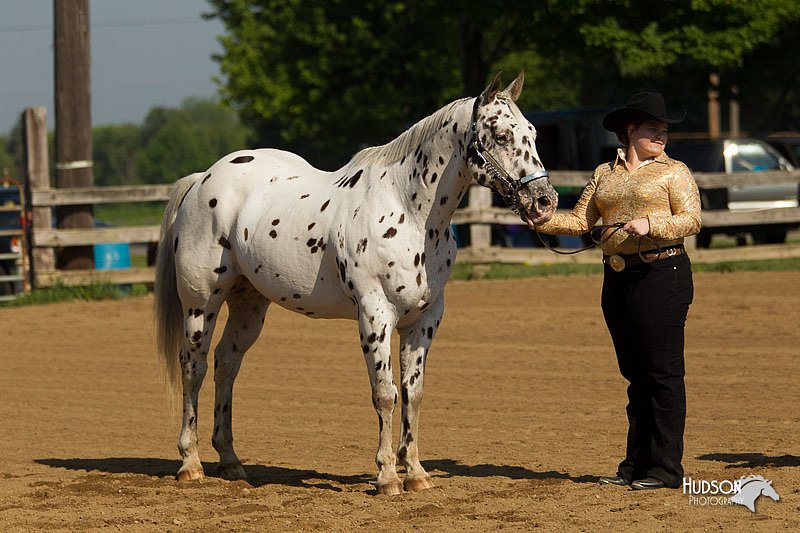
[518, 169, 550, 187]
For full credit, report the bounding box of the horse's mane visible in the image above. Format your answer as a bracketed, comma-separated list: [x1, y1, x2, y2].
[739, 475, 767, 485]
[348, 97, 472, 168]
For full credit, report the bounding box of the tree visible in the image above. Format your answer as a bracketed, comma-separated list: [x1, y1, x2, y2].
[0, 135, 13, 176]
[734, 19, 800, 133]
[93, 124, 141, 186]
[136, 97, 251, 183]
[207, 0, 799, 167]
[206, 1, 460, 169]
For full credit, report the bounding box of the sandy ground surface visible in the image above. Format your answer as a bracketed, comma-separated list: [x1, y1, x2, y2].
[1, 271, 798, 532]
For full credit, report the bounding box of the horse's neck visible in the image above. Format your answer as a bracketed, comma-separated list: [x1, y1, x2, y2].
[395, 106, 473, 228]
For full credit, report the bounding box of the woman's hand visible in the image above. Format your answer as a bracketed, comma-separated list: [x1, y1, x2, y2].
[623, 217, 650, 236]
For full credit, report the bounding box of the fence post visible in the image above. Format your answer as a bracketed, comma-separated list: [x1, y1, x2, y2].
[23, 107, 55, 286]
[468, 185, 492, 249]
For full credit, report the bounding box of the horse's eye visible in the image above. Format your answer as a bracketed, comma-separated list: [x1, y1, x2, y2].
[495, 132, 511, 145]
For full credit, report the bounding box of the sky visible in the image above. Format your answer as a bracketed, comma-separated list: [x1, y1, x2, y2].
[0, 0, 224, 134]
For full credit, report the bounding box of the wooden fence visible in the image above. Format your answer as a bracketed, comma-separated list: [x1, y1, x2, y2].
[18, 107, 800, 290]
[23, 171, 800, 288]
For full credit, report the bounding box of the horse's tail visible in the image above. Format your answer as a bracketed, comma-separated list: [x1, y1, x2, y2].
[154, 172, 203, 395]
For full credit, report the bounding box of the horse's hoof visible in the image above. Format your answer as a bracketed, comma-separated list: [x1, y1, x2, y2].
[376, 479, 404, 496]
[176, 468, 204, 482]
[217, 463, 247, 480]
[404, 476, 434, 492]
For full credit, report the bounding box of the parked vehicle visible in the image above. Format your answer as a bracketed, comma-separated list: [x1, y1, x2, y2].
[0, 183, 24, 297]
[765, 134, 800, 167]
[665, 138, 799, 247]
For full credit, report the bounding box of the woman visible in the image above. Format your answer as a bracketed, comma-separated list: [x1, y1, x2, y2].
[535, 92, 701, 490]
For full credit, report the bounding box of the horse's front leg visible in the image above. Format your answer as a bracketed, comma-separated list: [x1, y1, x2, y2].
[358, 305, 402, 495]
[396, 297, 443, 492]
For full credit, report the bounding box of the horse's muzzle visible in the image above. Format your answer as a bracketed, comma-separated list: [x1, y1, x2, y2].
[518, 180, 558, 226]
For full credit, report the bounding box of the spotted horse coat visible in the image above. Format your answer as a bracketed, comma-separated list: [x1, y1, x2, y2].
[154, 71, 558, 496]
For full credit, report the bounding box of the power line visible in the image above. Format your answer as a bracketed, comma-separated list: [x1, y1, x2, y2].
[0, 17, 210, 34]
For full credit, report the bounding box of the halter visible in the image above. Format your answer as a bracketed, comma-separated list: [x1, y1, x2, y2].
[467, 97, 549, 211]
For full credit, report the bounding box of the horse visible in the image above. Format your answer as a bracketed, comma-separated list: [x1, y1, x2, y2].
[730, 475, 780, 512]
[154, 71, 558, 495]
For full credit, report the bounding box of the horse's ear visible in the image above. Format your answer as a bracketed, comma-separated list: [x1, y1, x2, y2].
[504, 70, 525, 102]
[480, 72, 503, 104]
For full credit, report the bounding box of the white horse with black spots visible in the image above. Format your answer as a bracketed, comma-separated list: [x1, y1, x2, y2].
[154, 71, 558, 495]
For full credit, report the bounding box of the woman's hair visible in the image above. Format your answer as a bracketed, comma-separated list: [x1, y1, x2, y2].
[613, 111, 650, 146]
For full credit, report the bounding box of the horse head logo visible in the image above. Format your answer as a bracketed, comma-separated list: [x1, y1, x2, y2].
[730, 475, 780, 513]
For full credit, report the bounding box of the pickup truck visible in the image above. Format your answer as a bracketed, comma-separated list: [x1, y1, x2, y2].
[666, 138, 799, 247]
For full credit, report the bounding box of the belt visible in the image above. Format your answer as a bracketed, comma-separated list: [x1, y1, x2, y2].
[603, 245, 685, 272]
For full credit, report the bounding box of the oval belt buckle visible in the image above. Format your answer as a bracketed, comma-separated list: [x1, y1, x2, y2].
[608, 254, 625, 272]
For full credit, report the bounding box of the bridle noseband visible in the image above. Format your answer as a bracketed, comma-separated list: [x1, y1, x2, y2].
[467, 97, 549, 211]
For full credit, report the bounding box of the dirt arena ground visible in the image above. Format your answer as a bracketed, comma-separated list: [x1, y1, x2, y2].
[1, 270, 798, 531]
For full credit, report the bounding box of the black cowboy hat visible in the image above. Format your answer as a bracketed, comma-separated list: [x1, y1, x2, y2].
[602, 92, 686, 132]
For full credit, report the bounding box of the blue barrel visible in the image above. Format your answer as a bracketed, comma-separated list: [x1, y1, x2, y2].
[94, 243, 131, 270]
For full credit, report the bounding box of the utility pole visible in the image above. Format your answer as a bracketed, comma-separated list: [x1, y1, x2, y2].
[54, 0, 94, 270]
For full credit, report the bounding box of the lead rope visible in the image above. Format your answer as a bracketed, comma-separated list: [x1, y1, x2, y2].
[532, 222, 664, 263]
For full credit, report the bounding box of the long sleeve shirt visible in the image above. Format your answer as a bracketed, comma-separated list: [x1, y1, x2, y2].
[536, 151, 702, 256]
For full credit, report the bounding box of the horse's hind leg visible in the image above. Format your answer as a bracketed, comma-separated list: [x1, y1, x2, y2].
[212, 278, 269, 480]
[176, 292, 224, 481]
[396, 298, 443, 492]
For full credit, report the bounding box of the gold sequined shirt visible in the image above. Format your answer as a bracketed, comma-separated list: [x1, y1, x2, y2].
[537, 151, 702, 255]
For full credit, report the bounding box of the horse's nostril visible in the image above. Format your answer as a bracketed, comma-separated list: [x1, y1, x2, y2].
[537, 196, 551, 209]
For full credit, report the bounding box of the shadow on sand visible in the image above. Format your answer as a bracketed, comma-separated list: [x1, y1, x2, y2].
[696, 452, 800, 469]
[422, 458, 600, 484]
[35, 456, 599, 492]
[34, 457, 371, 492]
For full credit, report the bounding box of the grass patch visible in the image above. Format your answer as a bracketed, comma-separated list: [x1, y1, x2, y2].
[1, 282, 149, 307]
[451, 256, 800, 279]
[450, 262, 603, 280]
[2, 258, 797, 307]
[692, 257, 800, 273]
[95, 202, 166, 226]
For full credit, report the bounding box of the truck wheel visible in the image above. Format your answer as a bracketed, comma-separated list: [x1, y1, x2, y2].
[752, 229, 787, 245]
[695, 229, 713, 249]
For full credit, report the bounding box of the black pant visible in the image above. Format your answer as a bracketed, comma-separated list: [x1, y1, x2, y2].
[601, 254, 693, 488]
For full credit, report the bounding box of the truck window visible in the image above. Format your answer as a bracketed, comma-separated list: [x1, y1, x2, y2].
[727, 142, 781, 172]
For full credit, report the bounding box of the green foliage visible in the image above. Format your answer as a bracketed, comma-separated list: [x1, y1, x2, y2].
[735, 19, 800, 133]
[450, 262, 603, 280]
[0, 281, 148, 308]
[206, 0, 461, 169]
[93, 123, 141, 185]
[90, 97, 252, 186]
[449, 257, 800, 280]
[556, 0, 799, 75]
[3, 258, 797, 307]
[135, 97, 252, 183]
[1, 119, 25, 178]
[692, 257, 800, 273]
[0, 134, 13, 175]
[492, 51, 583, 111]
[206, 0, 800, 163]
[94, 202, 166, 226]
